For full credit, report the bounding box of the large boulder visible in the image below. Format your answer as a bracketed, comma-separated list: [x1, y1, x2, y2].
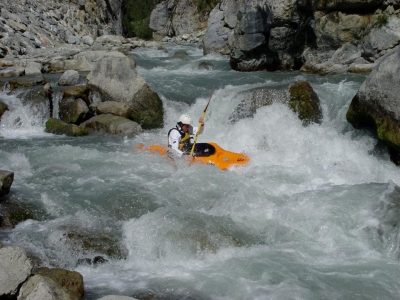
[35, 268, 84, 300]
[87, 55, 163, 129]
[0, 246, 33, 298]
[202, 4, 232, 55]
[58, 70, 80, 86]
[45, 118, 88, 137]
[0, 170, 14, 197]
[81, 114, 142, 137]
[288, 81, 322, 125]
[347, 47, 400, 164]
[17, 275, 71, 300]
[59, 97, 89, 124]
[91, 101, 132, 118]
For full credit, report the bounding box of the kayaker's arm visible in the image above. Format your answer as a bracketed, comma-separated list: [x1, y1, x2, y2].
[168, 129, 184, 157]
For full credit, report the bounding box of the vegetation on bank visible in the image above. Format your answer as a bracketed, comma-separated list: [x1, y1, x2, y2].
[122, 0, 220, 39]
[122, 0, 161, 39]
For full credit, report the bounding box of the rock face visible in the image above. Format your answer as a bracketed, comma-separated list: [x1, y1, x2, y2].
[347, 47, 400, 164]
[0, 170, 14, 197]
[59, 70, 80, 86]
[149, 0, 206, 40]
[0, 246, 33, 298]
[87, 55, 163, 129]
[200, 0, 400, 73]
[0, 0, 123, 56]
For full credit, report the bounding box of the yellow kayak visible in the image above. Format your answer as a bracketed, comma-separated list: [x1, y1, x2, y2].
[136, 142, 250, 170]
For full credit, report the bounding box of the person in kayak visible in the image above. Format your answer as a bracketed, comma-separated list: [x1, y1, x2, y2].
[168, 113, 204, 158]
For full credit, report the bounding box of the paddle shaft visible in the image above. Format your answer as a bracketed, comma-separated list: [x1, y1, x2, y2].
[189, 94, 212, 156]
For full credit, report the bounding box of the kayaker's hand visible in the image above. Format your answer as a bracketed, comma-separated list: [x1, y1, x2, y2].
[198, 116, 205, 126]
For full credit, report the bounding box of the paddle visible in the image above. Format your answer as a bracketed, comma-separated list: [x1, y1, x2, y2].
[189, 93, 213, 157]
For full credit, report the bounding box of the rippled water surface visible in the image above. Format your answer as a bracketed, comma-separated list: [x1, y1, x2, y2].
[1, 44, 400, 299]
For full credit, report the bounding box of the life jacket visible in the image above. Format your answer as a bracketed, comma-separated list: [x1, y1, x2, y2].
[168, 124, 192, 152]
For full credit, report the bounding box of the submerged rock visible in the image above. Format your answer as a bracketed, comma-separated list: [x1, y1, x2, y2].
[0, 170, 14, 197]
[230, 87, 289, 122]
[81, 114, 142, 137]
[45, 118, 88, 137]
[0, 199, 36, 228]
[288, 81, 322, 125]
[64, 230, 127, 259]
[347, 47, 400, 164]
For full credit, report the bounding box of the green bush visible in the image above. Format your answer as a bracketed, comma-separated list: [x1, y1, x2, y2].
[122, 0, 161, 39]
[375, 14, 388, 27]
[196, 0, 219, 14]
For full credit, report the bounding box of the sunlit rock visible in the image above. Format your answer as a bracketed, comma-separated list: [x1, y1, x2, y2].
[347, 47, 400, 164]
[34, 267, 84, 300]
[81, 114, 142, 137]
[87, 55, 163, 129]
[0, 246, 33, 298]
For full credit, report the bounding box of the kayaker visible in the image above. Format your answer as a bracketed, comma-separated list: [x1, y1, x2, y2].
[168, 114, 204, 157]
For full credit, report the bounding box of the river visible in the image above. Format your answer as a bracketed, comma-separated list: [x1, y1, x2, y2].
[1, 43, 400, 299]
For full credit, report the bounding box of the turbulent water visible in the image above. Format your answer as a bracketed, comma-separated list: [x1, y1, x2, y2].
[1, 44, 400, 299]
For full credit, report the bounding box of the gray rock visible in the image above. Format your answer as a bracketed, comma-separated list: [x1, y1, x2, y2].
[35, 267, 84, 300]
[81, 114, 142, 137]
[81, 35, 94, 46]
[95, 35, 126, 45]
[203, 6, 231, 55]
[0, 246, 33, 297]
[58, 70, 80, 86]
[149, 1, 172, 37]
[364, 17, 400, 53]
[92, 101, 132, 118]
[230, 88, 289, 122]
[45, 118, 88, 136]
[0, 66, 24, 78]
[330, 42, 362, 64]
[347, 47, 400, 163]
[24, 61, 42, 76]
[59, 97, 89, 124]
[17, 275, 71, 300]
[87, 54, 163, 128]
[0, 170, 14, 197]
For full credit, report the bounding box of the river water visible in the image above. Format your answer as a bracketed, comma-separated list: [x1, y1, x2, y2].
[1, 44, 400, 299]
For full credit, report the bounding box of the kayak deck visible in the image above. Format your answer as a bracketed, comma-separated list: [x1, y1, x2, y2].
[137, 142, 250, 170]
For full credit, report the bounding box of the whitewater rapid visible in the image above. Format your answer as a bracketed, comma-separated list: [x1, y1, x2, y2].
[1, 44, 400, 299]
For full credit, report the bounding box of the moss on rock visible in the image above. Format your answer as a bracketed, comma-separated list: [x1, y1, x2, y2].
[45, 118, 88, 137]
[288, 81, 322, 125]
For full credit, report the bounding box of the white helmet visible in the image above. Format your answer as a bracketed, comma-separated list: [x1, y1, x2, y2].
[179, 114, 191, 125]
